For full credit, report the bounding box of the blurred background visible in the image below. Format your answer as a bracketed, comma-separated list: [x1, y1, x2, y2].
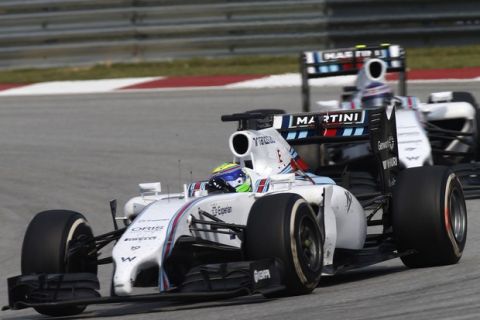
[0, 0, 479, 82]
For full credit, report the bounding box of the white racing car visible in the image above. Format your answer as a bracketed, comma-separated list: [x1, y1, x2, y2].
[4, 107, 467, 317]
[299, 44, 480, 197]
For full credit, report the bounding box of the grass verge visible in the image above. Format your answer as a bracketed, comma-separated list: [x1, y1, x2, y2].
[1, 45, 479, 83]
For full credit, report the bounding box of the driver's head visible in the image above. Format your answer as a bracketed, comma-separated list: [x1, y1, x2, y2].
[361, 81, 393, 108]
[211, 163, 251, 192]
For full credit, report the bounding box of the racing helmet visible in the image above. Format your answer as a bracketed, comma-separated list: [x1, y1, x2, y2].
[211, 163, 251, 192]
[361, 81, 393, 108]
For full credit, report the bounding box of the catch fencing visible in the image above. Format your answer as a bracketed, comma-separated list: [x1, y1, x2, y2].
[0, 0, 479, 69]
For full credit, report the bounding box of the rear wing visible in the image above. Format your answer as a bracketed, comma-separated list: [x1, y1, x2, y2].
[273, 107, 399, 192]
[300, 44, 407, 112]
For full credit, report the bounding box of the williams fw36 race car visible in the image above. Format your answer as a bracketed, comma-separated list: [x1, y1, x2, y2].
[3, 107, 468, 317]
[299, 44, 480, 197]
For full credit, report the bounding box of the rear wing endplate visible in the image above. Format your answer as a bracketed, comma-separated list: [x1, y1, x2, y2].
[300, 44, 407, 112]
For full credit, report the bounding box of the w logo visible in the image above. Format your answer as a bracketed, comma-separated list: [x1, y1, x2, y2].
[121, 256, 136, 262]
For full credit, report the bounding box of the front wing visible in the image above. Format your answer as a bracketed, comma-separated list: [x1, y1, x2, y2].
[3, 259, 283, 312]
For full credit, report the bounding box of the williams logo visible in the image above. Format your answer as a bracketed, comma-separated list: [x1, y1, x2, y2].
[121, 256, 136, 262]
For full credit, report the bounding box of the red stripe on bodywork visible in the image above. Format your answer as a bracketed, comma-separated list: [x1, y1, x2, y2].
[257, 179, 267, 192]
[295, 157, 310, 171]
[324, 128, 337, 137]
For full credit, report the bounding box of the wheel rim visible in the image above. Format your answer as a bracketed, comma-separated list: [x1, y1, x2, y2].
[449, 187, 467, 243]
[66, 222, 97, 274]
[298, 215, 322, 272]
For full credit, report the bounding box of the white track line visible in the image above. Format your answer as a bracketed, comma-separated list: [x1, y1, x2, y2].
[0, 74, 478, 96]
[0, 77, 162, 96]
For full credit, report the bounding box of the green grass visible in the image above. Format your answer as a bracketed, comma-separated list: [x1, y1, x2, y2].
[1, 45, 479, 83]
[407, 45, 480, 69]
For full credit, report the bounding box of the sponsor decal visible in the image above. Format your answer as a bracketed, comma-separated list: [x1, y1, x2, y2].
[399, 139, 423, 144]
[130, 246, 140, 251]
[323, 112, 361, 124]
[124, 236, 157, 241]
[253, 135, 275, 147]
[377, 136, 395, 151]
[294, 115, 316, 127]
[130, 226, 164, 232]
[321, 49, 385, 61]
[389, 176, 397, 187]
[137, 219, 169, 222]
[121, 256, 136, 262]
[211, 204, 232, 216]
[292, 111, 362, 128]
[382, 156, 398, 170]
[253, 269, 271, 283]
[344, 191, 352, 213]
[406, 156, 420, 161]
[397, 130, 420, 136]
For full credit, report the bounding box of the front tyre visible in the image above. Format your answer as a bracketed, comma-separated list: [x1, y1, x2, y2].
[245, 193, 323, 296]
[392, 166, 467, 267]
[21, 210, 97, 316]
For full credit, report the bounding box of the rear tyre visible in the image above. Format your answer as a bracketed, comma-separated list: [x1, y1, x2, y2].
[22, 210, 97, 316]
[392, 166, 467, 267]
[245, 193, 323, 296]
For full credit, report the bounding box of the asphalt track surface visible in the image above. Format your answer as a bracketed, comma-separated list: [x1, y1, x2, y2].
[1, 83, 480, 320]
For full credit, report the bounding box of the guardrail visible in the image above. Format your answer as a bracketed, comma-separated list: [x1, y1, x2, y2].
[0, 0, 478, 69]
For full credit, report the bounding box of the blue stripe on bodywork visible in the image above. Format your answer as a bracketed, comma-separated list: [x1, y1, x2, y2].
[384, 48, 391, 67]
[287, 132, 297, 140]
[354, 128, 364, 136]
[159, 197, 205, 291]
[280, 164, 292, 174]
[313, 52, 321, 74]
[282, 115, 290, 129]
[329, 64, 340, 72]
[343, 128, 353, 136]
[298, 130, 308, 139]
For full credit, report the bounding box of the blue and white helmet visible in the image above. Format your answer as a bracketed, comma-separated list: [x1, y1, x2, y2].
[361, 81, 393, 108]
[211, 163, 251, 192]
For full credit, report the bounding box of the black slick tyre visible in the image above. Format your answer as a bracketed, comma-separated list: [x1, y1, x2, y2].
[392, 166, 467, 267]
[245, 193, 323, 296]
[21, 210, 97, 316]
